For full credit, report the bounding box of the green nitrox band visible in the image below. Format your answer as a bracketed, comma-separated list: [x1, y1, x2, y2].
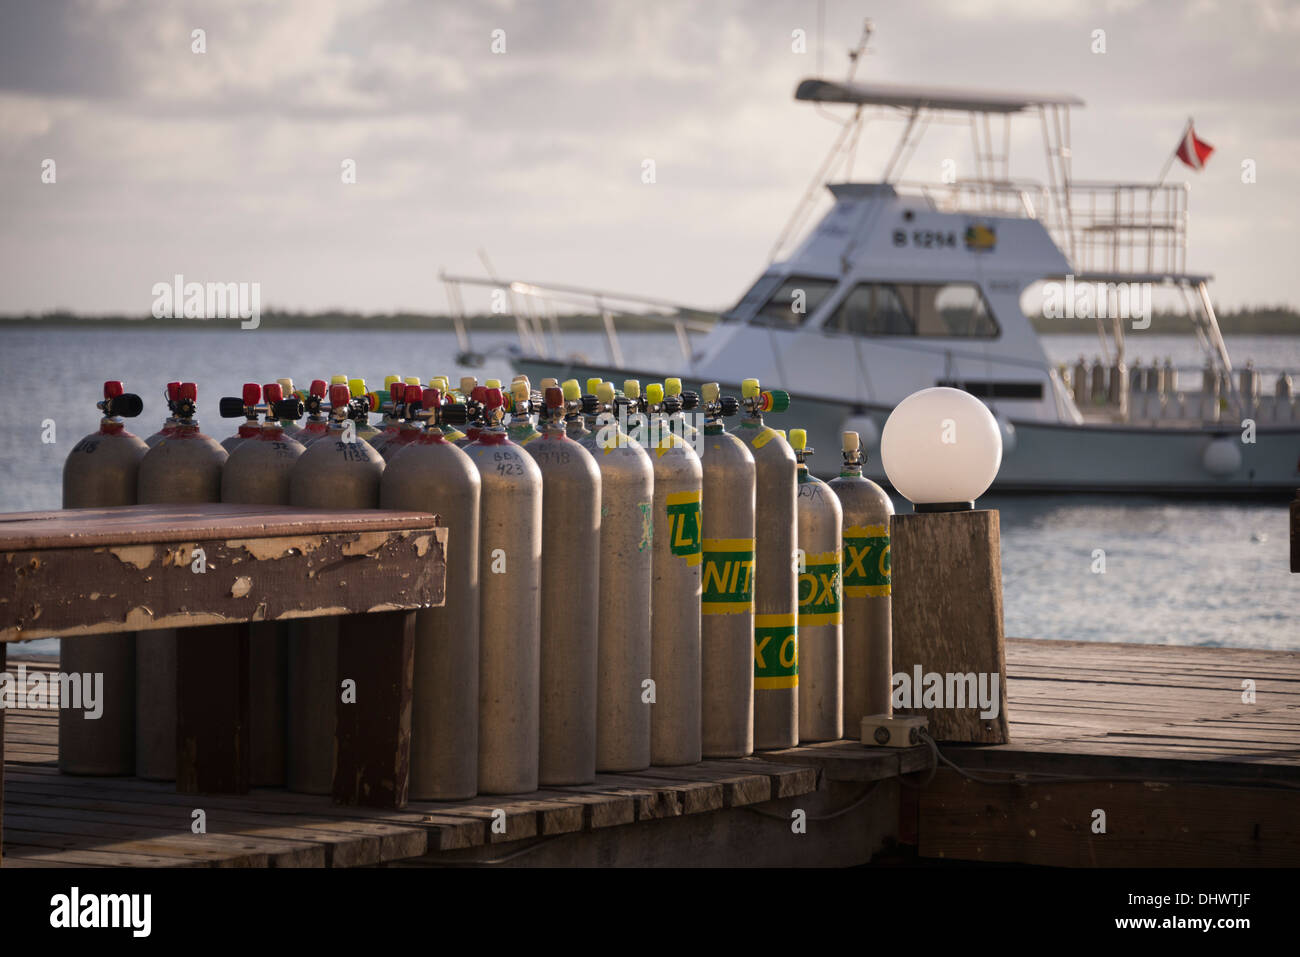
[702, 538, 755, 615]
[798, 550, 842, 625]
[843, 523, 890, 597]
[754, 614, 797, 689]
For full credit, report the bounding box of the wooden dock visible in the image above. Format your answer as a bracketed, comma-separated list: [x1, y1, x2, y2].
[5, 638, 1297, 867]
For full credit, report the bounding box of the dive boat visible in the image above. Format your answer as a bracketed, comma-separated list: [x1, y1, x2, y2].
[441, 27, 1298, 493]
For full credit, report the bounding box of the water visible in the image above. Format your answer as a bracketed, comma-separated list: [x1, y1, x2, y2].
[0, 326, 1295, 653]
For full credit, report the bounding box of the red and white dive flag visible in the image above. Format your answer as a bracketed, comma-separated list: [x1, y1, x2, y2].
[1174, 121, 1214, 171]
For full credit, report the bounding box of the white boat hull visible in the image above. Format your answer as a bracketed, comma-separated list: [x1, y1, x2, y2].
[513, 357, 1300, 494]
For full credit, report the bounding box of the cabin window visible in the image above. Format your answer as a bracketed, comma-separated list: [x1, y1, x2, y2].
[749, 277, 838, 328]
[825, 282, 1000, 338]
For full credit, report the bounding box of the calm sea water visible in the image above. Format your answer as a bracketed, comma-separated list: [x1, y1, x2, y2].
[0, 326, 1295, 653]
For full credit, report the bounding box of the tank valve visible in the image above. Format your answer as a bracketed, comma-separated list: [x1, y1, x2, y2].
[98, 381, 144, 419]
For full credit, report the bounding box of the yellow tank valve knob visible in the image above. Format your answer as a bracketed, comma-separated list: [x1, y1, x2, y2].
[586, 377, 604, 395]
[788, 428, 806, 450]
[459, 376, 477, 393]
[741, 378, 761, 399]
[562, 379, 582, 401]
[330, 374, 348, 386]
[485, 378, 502, 389]
[842, 431, 860, 452]
[597, 382, 616, 406]
[512, 381, 531, 404]
[405, 376, 421, 387]
[646, 383, 664, 405]
[623, 380, 641, 400]
[701, 382, 720, 404]
[348, 378, 367, 398]
[540, 377, 558, 390]
[384, 375, 401, 388]
[277, 377, 294, 393]
[665, 377, 683, 396]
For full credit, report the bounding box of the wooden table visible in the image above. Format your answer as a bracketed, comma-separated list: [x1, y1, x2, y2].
[0, 505, 447, 863]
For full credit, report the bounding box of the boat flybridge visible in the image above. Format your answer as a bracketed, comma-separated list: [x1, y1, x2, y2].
[441, 45, 1298, 493]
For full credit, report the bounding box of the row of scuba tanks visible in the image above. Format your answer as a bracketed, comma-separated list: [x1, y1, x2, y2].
[60, 373, 893, 799]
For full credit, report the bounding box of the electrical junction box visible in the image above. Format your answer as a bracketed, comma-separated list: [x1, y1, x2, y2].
[861, 714, 929, 748]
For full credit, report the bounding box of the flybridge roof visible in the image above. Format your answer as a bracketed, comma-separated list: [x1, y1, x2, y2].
[795, 78, 1084, 113]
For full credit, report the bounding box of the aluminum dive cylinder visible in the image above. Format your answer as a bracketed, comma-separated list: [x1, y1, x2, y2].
[645, 380, 704, 766]
[524, 387, 601, 785]
[219, 382, 305, 787]
[579, 381, 654, 772]
[60, 381, 148, 775]
[790, 429, 843, 742]
[827, 431, 894, 729]
[736, 377, 798, 750]
[284, 382, 386, 794]
[696, 383, 756, 757]
[463, 388, 543, 794]
[381, 388, 481, 799]
[135, 381, 228, 781]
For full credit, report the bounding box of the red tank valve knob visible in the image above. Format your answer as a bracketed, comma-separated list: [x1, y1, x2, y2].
[103, 380, 124, 399]
[263, 383, 284, 404]
[329, 383, 351, 407]
[242, 383, 261, 406]
[179, 382, 197, 401]
[310, 379, 328, 398]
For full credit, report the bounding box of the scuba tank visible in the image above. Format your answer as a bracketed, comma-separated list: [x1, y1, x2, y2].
[381, 388, 482, 799]
[735, 377, 798, 750]
[60, 381, 148, 776]
[828, 430, 894, 728]
[639, 378, 705, 767]
[462, 388, 544, 794]
[696, 383, 756, 757]
[135, 381, 228, 781]
[284, 383, 385, 794]
[790, 429, 843, 742]
[219, 382, 306, 787]
[579, 379, 654, 772]
[524, 387, 602, 785]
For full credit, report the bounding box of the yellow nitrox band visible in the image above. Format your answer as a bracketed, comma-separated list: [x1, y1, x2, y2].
[753, 612, 797, 689]
[843, 523, 890, 597]
[664, 489, 702, 566]
[798, 548, 843, 625]
[750, 426, 779, 449]
[701, 538, 755, 615]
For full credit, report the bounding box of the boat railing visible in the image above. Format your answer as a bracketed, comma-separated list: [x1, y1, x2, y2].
[897, 178, 1190, 277]
[1063, 181, 1190, 277]
[438, 271, 718, 367]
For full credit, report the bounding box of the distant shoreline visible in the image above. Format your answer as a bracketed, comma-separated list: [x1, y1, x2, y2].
[1, 307, 1297, 335]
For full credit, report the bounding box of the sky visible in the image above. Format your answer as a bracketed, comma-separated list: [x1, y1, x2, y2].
[1, 0, 1298, 316]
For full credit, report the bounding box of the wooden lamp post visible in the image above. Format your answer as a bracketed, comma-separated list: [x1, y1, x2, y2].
[881, 387, 1009, 744]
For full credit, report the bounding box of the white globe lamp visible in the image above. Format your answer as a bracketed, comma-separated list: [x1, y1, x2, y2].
[882, 387, 1009, 744]
[880, 387, 1003, 511]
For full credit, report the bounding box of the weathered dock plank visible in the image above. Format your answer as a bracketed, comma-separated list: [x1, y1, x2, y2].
[5, 635, 1296, 867]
